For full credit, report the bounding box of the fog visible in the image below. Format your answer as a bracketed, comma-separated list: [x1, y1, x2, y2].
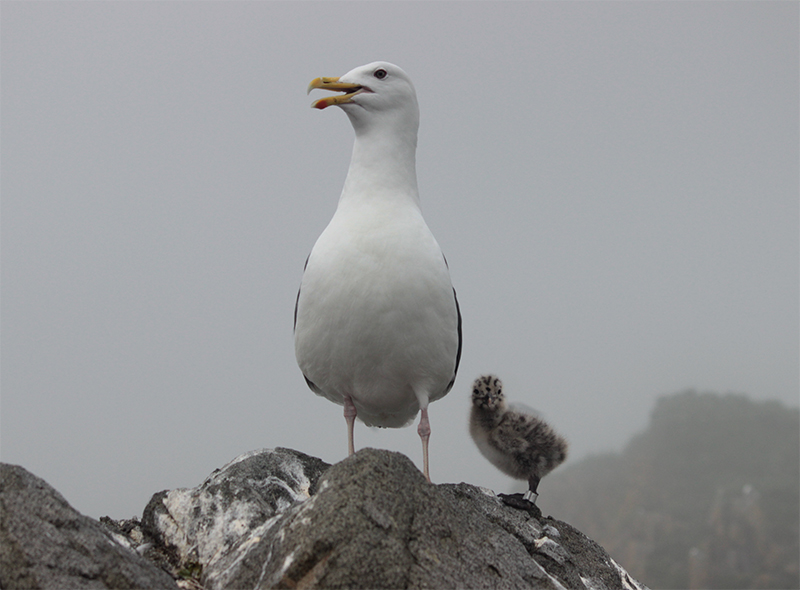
[2, 1, 797, 518]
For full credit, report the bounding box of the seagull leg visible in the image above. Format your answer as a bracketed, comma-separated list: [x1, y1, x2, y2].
[523, 474, 541, 504]
[343, 395, 357, 456]
[417, 408, 431, 483]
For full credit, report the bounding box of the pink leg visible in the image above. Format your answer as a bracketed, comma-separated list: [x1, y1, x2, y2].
[417, 408, 431, 482]
[343, 395, 357, 456]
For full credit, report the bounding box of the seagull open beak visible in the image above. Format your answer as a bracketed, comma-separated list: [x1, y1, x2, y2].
[307, 77, 364, 110]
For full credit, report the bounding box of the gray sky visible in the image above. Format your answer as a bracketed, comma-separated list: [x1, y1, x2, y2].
[2, 2, 797, 519]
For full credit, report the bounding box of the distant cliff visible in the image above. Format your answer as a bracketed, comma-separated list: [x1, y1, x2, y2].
[1, 448, 649, 589]
[542, 391, 800, 589]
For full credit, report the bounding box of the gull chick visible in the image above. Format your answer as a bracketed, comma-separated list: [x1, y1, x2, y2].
[470, 375, 567, 504]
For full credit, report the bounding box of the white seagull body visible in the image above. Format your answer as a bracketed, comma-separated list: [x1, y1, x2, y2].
[294, 62, 462, 480]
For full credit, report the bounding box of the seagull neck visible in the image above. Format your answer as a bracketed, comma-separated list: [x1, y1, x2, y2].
[340, 129, 420, 207]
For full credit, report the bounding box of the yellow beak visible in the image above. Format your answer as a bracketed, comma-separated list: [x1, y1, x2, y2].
[307, 76, 363, 110]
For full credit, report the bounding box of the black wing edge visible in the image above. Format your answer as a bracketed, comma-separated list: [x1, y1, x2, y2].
[444, 287, 463, 394]
[304, 374, 322, 394]
[293, 254, 311, 333]
[296, 253, 320, 394]
[293, 286, 300, 333]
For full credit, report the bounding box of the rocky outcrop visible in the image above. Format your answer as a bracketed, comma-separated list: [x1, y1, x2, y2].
[140, 448, 331, 589]
[135, 447, 646, 590]
[1, 448, 649, 589]
[542, 391, 800, 589]
[0, 463, 177, 590]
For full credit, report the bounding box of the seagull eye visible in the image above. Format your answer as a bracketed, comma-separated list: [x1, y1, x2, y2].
[373, 69, 387, 80]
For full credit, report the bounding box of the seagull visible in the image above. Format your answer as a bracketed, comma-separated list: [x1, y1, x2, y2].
[294, 62, 462, 482]
[470, 375, 568, 505]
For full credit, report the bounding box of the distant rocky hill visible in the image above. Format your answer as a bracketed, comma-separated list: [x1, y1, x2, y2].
[542, 391, 800, 589]
[1, 447, 648, 589]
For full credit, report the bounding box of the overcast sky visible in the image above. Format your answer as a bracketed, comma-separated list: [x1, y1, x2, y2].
[2, 1, 797, 519]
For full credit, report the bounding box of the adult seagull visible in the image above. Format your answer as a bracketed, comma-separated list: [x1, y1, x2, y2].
[294, 62, 462, 481]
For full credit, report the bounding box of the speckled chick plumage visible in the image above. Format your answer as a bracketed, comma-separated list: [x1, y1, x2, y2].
[470, 375, 568, 500]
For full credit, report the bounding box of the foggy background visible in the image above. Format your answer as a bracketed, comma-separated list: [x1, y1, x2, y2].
[2, 2, 797, 519]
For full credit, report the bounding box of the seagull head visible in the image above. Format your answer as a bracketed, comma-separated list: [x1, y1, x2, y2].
[471, 375, 506, 413]
[308, 61, 419, 138]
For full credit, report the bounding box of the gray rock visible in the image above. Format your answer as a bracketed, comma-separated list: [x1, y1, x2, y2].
[1, 448, 649, 590]
[141, 447, 649, 590]
[140, 447, 330, 588]
[0, 463, 178, 590]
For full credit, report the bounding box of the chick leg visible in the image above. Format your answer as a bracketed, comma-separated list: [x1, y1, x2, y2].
[523, 474, 541, 504]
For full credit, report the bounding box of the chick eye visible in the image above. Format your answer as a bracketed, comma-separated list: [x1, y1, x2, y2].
[373, 69, 387, 80]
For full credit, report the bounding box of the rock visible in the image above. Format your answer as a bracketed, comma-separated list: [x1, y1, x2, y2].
[139, 447, 649, 590]
[0, 463, 178, 590]
[1, 448, 649, 590]
[139, 447, 331, 589]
